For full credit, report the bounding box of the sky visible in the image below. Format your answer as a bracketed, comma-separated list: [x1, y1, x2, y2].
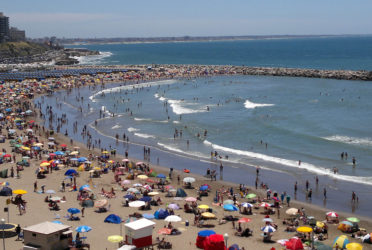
[2, 0, 372, 38]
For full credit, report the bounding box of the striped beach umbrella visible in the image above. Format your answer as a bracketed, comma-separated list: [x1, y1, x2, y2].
[326, 211, 339, 218]
[261, 225, 276, 233]
[333, 235, 350, 249]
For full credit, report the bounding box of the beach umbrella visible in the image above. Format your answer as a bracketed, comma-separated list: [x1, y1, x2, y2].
[237, 218, 251, 223]
[326, 211, 339, 218]
[285, 237, 304, 250]
[347, 217, 360, 223]
[45, 190, 56, 194]
[168, 203, 179, 210]
[76, 225, 92, 233]
[164, 215, 182, 222]
[156, 174, 166, 178]
[199, 185, 208, 191]
[261, 225, 276, 233]
[223, 204, 238, 211]
[55, 151, 65, 156]
[122, 159, 129, 162]
[333, 235, 350, 249]
[241, 202, 253, 208]
[316, 221, 325, 228]
[78, 157, 87, 163]
[121, 180, 131, 185]
[223, 199, 234, 205]
[40, 162, 50, 167]
[0, 182, 9, 187]
[143, 214, 155, 220]
[129, 201, 145, 208]
[60, 144, 67, 147]
[127, 188, 140, 194]
[198, 204, 209, 209]
[64, 169, 77, 176]
[137, 175, 148, 180]
[132, 183, 142, 187]
[198, 230, 216, 237]
[124, 194, 134, 199]
[52, 220, 63, 224]
[79, 184, 92, 192]
[68, 208, 81, 214]
[340, 221, 353, 226]
[346, 243, 363, 250]
[13, 189, 27, 195]
[148, 191, 159, 196]
[286, 208, 299, 216]
[246, 193, 257, 199]
[297, 227, 313, 233]
[154, 209, 169, 219]
[94, 199, 108, 208]
[70, 151, 79, 155]
[185, 197, 197, 202]
[143, 185, 152, 191]
[158, 228, 171, 235]
[183, 177, 195, 183]
[104, 214, 121, 224]
[107, 235, 123, 243]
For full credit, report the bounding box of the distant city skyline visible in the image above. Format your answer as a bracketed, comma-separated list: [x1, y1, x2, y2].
[2, 0, 372, 38]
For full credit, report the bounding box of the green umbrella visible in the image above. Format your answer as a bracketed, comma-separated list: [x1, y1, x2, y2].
[346, 217, 360, 223]
[14, 144, 22, 148]
[246, 193, 257, 199]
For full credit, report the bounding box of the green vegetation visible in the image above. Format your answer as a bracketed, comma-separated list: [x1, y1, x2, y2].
[0, 41, 50, 58]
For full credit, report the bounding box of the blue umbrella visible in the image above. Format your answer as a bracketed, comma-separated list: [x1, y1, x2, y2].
[198, 230, 216, 237]
[261, 225, 276, 233]
[76, 225, 92, 233]
[223, 204, 238, 211]
[104, 214, 121, 224]
[78, 157, 88, 163]
[67, 208, 81, 214]
[70, 158, 79, 161]
[156, 174, 166, 178]
[65, 169, 77, 176]
[143, 214, 155, 220]
[52, 220, 63, 224]
[79, 184, 91, 192]
[55, 151, 65, 156]
[140, 196, 152, 202]
[199, 186, 208, 191]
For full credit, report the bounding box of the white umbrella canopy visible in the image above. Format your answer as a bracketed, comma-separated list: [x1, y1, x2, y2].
[164, 215, 182, 222]
[183, 177, 195, 183]
[129, 201, 146, 208]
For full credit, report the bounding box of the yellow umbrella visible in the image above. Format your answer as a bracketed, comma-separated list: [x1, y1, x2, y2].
[148, 192, 159, 196]
[297, 226, 313, 233]
[77, 165, 85, 172]
[13, 189, 27, 195]
[40, 162, 50, 167]
[33, 143, 43, 147]
[107, 235, 123, 243]
[70, 151, 79, 155]
[94, 167, 102, 171]
[108, 160, 114, 164]
[198, 204, 209, 209]
[316, 221, 325, 228]
[346, 243, 363, 250]
[102, 151, 109, 154]
[21, 146, 31, 151]
[137, 175, 148, 180]
[201, 212, 216, 219]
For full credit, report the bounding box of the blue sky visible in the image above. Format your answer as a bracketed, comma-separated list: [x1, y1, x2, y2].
[2, 0, 372, 38]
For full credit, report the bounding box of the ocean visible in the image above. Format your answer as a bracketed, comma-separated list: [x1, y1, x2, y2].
[41, 36, 372, 217]
[66, 36, 372, 70]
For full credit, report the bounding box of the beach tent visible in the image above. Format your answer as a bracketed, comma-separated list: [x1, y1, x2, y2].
[333, 235, 350, 249]
[285, 237, 304, 250]
[0, 186, 12, 196]
[0, 169, 8, 178]
[81, 199, 94, 208]
[124, 218, 155, 248]
[176, 188, 187, 197]
[203, 234, 226, 250]
[64, 169, 77, 176]
[154, 209, 169, 220]
[105, 214, 122, 224]
[196, 230, 216, 249]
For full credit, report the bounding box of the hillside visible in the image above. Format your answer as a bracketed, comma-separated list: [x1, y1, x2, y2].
[0, 41, 50, 59]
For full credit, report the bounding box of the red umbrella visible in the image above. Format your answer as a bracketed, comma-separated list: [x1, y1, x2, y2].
[285, 237, 304, 250]
[326, 211, 338, 218]
[60, 144, 67, 147]
[158, 228, 171, 235]
[238, 218, 251, 223]
[3, 154, 11, 158]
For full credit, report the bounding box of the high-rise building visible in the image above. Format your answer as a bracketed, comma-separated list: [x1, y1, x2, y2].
[9, 27, 26, 41]
[0, 12, 10, 42]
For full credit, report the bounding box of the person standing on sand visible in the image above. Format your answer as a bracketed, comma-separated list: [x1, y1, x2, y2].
[323, 188, 327, 199]
[294, 181, 297, 195]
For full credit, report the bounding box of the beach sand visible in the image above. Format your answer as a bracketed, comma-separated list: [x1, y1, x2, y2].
[1, 68, 372, 250]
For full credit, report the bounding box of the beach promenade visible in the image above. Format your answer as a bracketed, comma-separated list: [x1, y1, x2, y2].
[0, 66, 371, 250]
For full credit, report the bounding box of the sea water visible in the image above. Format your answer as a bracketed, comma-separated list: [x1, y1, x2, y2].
[66, 36, 372, 70]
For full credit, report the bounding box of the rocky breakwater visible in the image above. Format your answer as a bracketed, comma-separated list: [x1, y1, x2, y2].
[236, 66, 372, 81]
[54, 48, 100, 65]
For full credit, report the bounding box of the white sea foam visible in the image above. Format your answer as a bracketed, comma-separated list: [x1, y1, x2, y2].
[134, 118, 152, 122]
[157, 143, 184, 154]
[111, 125, 122, 129]
[134, 133, 156, 139]
[323, 135, 372, 147]
[173, 121, 180, 124]
[128, 127, 140, 132]
[168, 99, 208, 115]
[72, 51, 113, 65]
[89, 79, 177, 101]
[244, 100, 275, 109]
[203, 140, 372, 186]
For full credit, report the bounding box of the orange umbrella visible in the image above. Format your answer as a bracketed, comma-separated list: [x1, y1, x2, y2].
[238, 218, 251, 223]
[158, 228, 171, 235]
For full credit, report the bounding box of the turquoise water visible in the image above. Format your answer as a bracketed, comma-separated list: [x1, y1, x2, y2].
[67, 36, 372, 70]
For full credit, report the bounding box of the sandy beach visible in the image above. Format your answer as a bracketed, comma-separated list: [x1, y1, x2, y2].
[0, 66, 372, 250]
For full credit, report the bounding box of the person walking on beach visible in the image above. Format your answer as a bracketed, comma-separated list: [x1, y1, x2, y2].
[323, 187, 327, 199]
[34, 181, 38, 192]
[294, 181, 297, 195]
[352, 191, 356, 202]
[308, 188, 312, 200]
[81, 207, 85, 217]
[15, 224, 21, 241]
[305, 180, 309, 190]
[62, 181, 65, 192]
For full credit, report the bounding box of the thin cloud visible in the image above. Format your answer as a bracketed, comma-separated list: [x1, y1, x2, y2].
[9, 12, 114, 23]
